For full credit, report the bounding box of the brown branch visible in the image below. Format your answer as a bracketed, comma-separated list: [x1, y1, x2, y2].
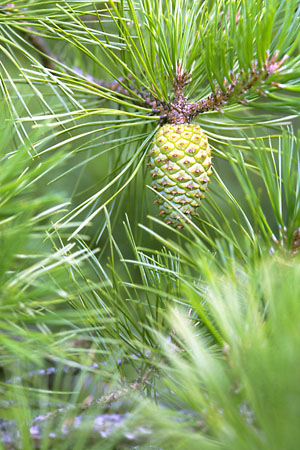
[196, 52, 288, 115]
[291, 228, 300, 256]
[71, 68, 145, 101]
[0, 5, 56, 70]
[25, 28, 56, 70]
[97, 76, 152, 105]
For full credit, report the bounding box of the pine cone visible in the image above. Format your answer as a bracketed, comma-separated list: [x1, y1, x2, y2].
[149, 123, 212, 227]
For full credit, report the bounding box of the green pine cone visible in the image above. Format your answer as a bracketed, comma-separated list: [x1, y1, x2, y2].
[149, 123, 212, 227]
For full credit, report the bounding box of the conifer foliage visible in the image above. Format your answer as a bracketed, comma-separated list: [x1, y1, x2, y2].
[0, 0, 300, 448]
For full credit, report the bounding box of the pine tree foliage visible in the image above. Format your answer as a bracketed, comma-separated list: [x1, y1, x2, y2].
[0, 0, 300, 448]
[120, 257, 300, 450]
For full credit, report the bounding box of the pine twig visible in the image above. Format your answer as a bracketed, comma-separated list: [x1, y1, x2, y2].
[196, 51, 288, 114]
[149, 52, 288, 124]
[291, 228, 300, 256]
[1, 363, 158, 429]
[25, 28, 56, 70]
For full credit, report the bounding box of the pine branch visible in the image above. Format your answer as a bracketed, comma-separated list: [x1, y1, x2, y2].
[21, 27, 154, 107]
[291, 228, 300, 256]
[7, 11, 291, 126]
[1, 364, 159, 444]
[25, 28, 56, 70]
[147, 52, 289, 124]
[196, 51, 288, 113]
